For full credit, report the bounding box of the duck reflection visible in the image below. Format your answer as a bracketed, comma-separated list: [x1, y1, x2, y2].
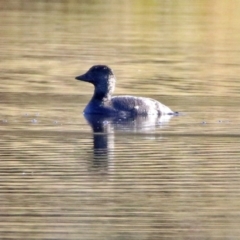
[84, 113, 174, 172]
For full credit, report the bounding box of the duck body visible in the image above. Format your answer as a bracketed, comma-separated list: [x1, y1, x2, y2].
[84, 95, 173, 116]
[76, 65, 176, 117]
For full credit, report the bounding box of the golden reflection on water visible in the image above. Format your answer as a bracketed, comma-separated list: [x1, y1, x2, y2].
[1, 0, 240, 96]
[1, 128, 240, 239]
[1, 0, 240, 239]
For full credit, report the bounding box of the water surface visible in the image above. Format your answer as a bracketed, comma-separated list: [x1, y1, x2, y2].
[1, 1, 240, 239]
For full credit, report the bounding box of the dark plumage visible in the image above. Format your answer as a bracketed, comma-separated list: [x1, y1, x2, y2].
[75, 65, 176, 116]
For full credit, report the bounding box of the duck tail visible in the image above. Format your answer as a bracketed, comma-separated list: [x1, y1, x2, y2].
[168, 111, 180, 116]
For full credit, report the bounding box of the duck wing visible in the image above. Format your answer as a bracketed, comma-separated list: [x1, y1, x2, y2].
[111, 95, 173, 115]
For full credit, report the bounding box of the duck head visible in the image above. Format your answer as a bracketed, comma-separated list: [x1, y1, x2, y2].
[76, 65, 116, 99]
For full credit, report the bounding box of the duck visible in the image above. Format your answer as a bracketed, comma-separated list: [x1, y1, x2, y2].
[75, 65, 177, 116]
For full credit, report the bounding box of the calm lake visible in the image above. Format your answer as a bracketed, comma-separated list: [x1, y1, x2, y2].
[1, 1, 240, 239]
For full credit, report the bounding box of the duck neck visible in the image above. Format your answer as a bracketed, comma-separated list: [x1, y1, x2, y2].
[92, 77, 115, 102]
[92, 88, 111, 102]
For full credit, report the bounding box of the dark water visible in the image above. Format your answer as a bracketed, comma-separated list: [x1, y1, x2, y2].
[1, 1, 240, 239]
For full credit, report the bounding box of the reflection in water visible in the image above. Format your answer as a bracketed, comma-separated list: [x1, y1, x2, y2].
[84, 113, 173, 172]
[85, 112, 173, 134]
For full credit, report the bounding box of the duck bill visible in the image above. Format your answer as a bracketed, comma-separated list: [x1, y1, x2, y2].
[75, 73, 91, 82]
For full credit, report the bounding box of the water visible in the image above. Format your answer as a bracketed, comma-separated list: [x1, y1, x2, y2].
[1, 1, 240, 239]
